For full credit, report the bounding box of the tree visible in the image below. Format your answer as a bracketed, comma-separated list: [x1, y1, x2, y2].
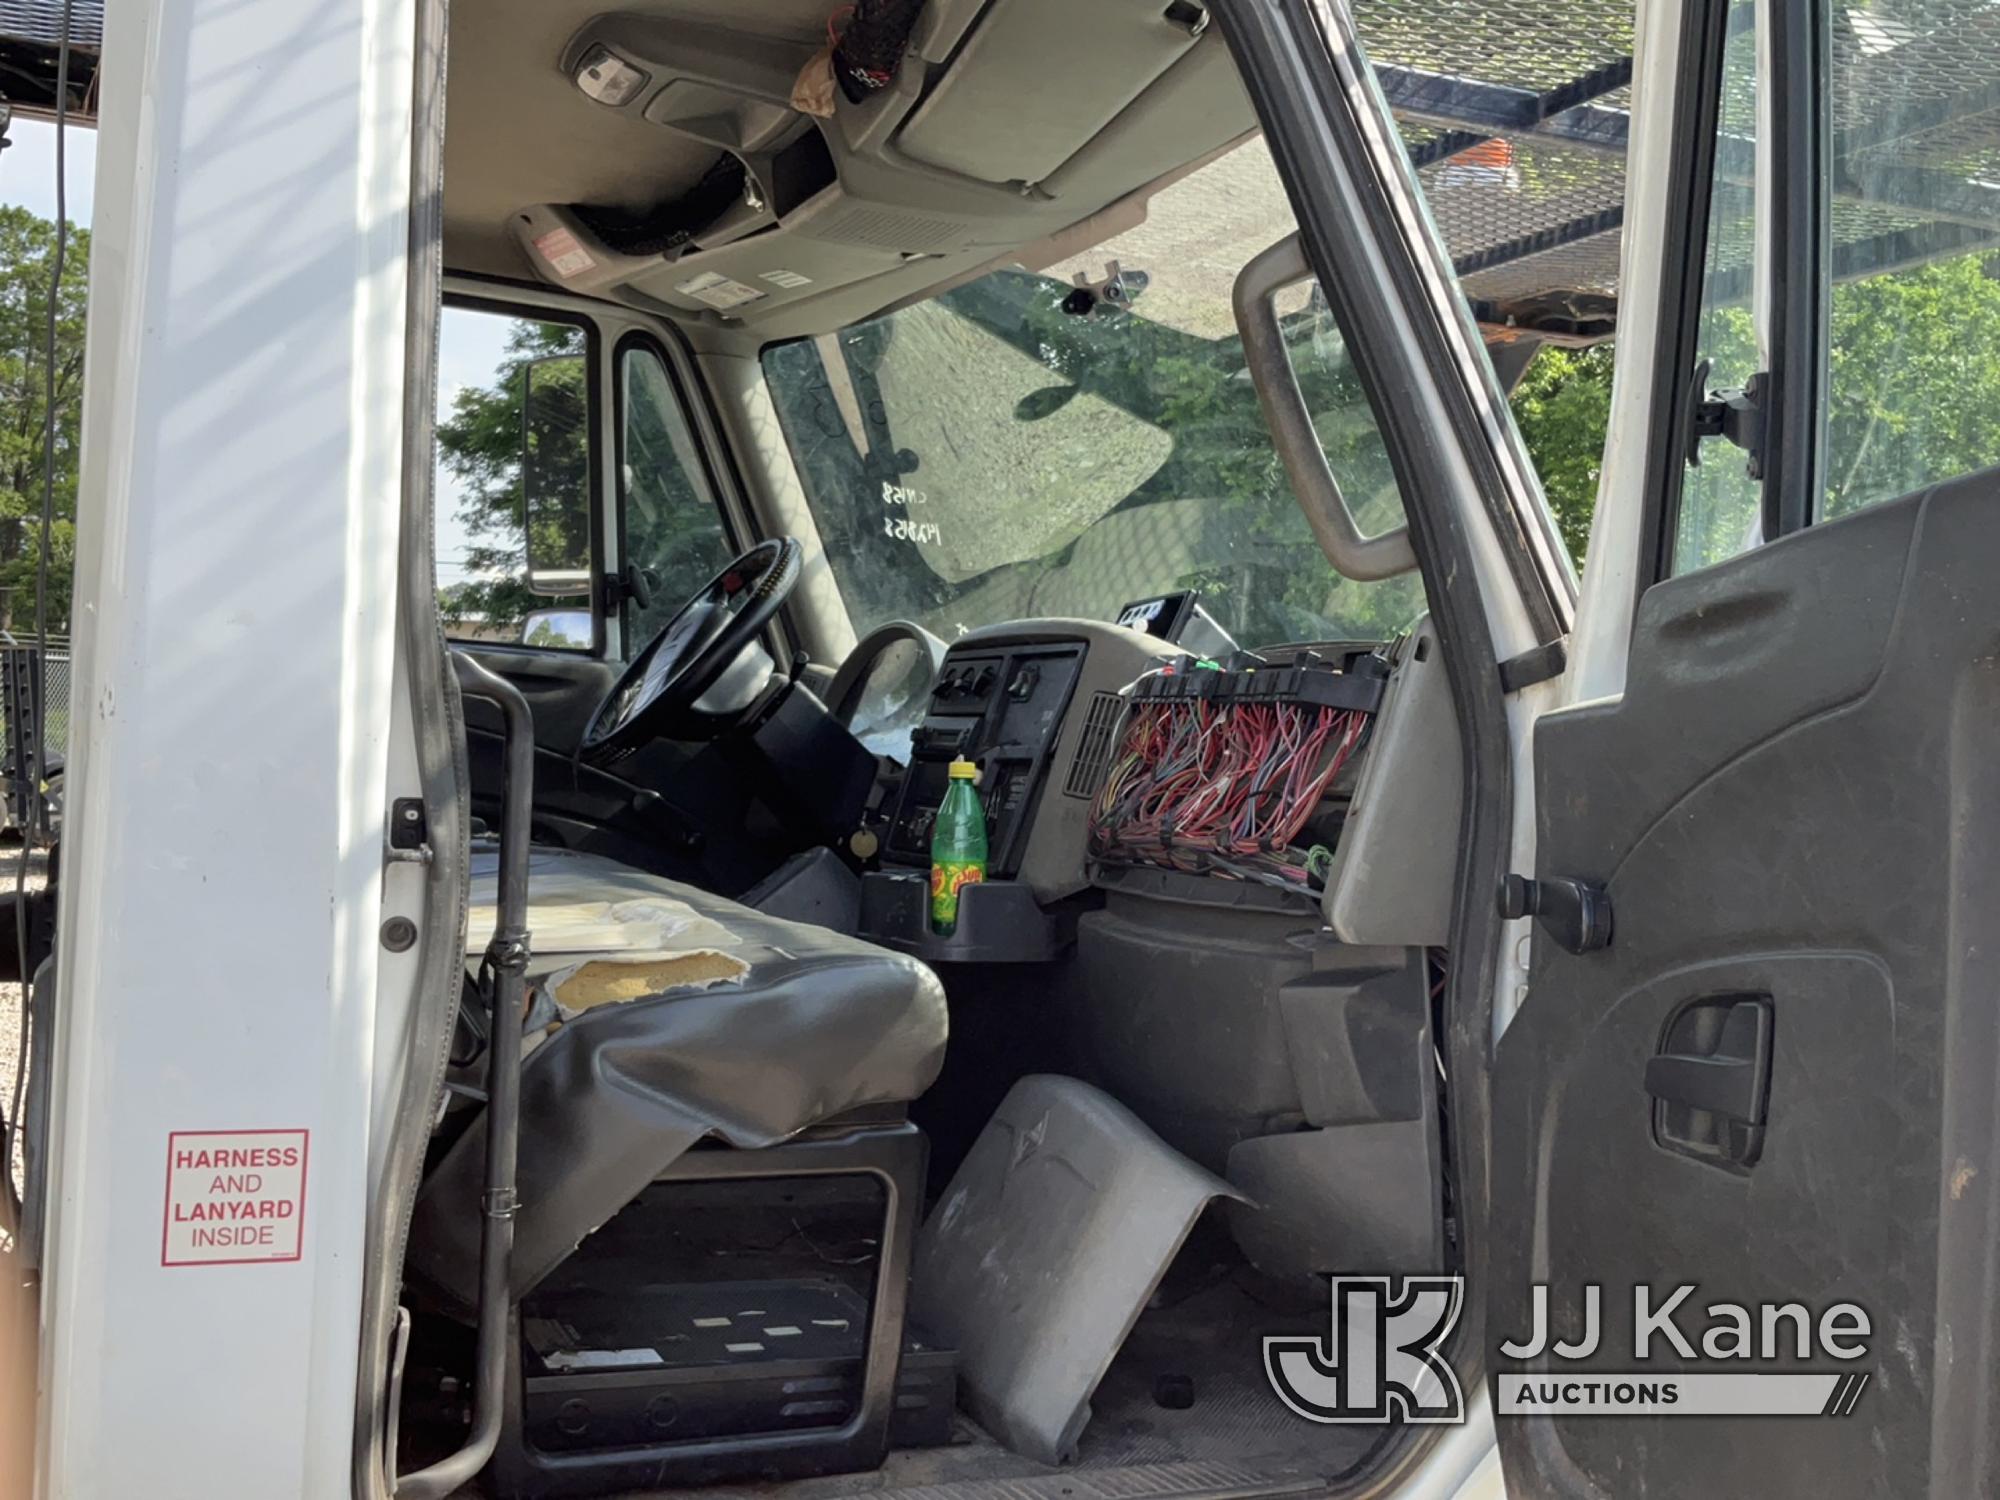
[1506, 247, 2000, 574]
[434, 318, 588, 637]
[1507, 342, 1615, 564]
[0, 206, 89, 635]
[1824, 251, 2000, 515]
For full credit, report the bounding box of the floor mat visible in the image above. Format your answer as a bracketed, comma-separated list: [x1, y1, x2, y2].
[585, 1277, 1387, 1500]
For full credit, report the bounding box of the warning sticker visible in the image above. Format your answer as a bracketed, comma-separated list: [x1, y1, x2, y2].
[533, 226, 597, 279]
[675, 270, 767, 311]
[161, 1129, 309, 1267]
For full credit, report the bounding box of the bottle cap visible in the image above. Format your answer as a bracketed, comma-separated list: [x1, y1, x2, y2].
[947, 756, 979, 781]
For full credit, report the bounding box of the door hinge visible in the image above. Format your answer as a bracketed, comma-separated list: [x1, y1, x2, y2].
[1686, 360, 1768, 480]
[1499, 873, 1613, 955]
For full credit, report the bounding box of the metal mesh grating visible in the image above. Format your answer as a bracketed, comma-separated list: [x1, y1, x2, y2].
[1830, 2, 2000, 133]
[1359, 0, 1639, 318]
[1062, 692, 1126, 800]
[1461, 226, 1622, 303]
[1358, 0, 2000, 329]
[1354, 0, 1636, 95]
[1417, 136, 1627, 264]
[0, 0, 102, 49]
[0, 639, 69, 755]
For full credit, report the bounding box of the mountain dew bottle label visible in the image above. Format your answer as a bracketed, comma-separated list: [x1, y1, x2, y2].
[930, 757, 988, 936]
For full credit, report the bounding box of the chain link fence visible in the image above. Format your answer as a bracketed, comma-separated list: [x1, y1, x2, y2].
[0, 636, 69, 841]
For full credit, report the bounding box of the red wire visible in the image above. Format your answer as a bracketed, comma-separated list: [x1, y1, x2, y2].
[1090, 688, 1372, 884]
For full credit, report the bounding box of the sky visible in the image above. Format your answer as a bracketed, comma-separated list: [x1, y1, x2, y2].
[0, 119, 94, 227]
[0, 116, 508, 592]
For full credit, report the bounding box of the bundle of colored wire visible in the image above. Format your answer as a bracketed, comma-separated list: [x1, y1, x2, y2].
[1088, 686, 1371, 891]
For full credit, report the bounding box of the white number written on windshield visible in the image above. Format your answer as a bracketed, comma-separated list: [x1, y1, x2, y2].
[883, 515, 943, 545]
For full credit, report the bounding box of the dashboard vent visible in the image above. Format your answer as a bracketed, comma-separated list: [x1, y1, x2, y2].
[1063, 692, 1125, 800]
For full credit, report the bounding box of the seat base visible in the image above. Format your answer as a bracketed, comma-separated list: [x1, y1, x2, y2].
[490, 1122, 937, 1499]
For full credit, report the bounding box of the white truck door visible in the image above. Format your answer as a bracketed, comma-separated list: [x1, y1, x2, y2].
[1493, 1, 2000, 1493]
[37, 0, 438, 1495]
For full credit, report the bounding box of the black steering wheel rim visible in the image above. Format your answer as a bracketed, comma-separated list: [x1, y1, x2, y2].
[580, 537, 802, 760]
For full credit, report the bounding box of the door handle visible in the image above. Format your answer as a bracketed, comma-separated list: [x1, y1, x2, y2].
[1648, 997, 1773, 1168]
[1646, 1050, 1762, 1121]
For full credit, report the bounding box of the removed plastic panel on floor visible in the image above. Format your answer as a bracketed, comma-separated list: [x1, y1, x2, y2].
[910, 1075, 1243, 1464]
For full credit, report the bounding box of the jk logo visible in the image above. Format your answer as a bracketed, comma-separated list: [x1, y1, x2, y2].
[1265, 1275, 1466, 1424]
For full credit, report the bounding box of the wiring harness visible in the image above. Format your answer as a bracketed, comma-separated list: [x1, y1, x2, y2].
[1088, 654, 1387, 892]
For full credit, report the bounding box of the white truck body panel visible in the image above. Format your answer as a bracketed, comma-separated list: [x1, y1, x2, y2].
[37, 0, 417, 1492]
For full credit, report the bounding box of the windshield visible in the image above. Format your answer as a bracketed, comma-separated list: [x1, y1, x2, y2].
[760, 136, 1427, 649]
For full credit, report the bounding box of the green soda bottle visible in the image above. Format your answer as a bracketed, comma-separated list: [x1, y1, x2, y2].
[929, 756, 988, 936]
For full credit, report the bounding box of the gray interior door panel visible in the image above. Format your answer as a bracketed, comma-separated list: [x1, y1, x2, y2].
[1492, 472, 2000, 1497]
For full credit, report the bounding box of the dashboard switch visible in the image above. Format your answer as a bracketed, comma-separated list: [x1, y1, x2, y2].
[1007, 665, 1040, 701]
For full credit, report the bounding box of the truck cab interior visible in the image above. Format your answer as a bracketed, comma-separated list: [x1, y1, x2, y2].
[396, 1, 1473, 1494]
[24, 2, 2000, 1496]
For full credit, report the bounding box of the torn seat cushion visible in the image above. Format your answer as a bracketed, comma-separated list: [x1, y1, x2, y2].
[409, 847, 947, 1315]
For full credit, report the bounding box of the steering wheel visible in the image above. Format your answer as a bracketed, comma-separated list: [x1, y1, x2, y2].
[580, 537, 802, 761]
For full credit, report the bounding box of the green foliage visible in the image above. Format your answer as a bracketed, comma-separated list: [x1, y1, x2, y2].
[520, 350, 590, 581]
[1824, 251, 2000, 515]
[1506, 342, 1615, 564]
[622, 349, 737, 641]
[1507, 248, 2000, 575]
[1671, 297, 1761, 573]
[434, 318, 588, 636]
[0, 206, 89, 634]
[522, 612, 589, 649]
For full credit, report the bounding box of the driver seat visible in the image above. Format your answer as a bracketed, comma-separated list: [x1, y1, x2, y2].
[408, 843, 947, 1310]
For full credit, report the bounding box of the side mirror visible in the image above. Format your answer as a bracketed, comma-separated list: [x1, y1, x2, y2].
[521, 607, 593, 650]
[521, 351, 591, 597]
[1232, 233, 1415, 581]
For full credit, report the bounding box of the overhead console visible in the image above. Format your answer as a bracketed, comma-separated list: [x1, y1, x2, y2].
[509, 0, 1255, 333]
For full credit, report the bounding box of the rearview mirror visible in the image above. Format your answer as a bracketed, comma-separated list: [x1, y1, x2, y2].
[521, 351, 591, 597]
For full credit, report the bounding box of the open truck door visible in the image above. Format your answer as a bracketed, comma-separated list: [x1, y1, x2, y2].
[1490, 1, 2000, 1493]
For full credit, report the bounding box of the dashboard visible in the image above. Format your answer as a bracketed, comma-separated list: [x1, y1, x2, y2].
[849, 618, 1181, 912]
[883, 639, 1084, 878]
[827, 602, 1454, 972]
